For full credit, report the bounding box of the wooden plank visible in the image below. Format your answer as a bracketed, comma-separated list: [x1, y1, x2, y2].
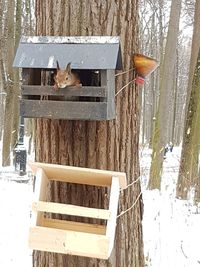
[31, 168, 50, 226]
[20, 99, 108, 120]
[21, 85, 107, 97]
[101, 70, 115, 119]
[106, 176, 120, 256]
[29, 162, 127, 189]
[107, 70, 116, 119]
[42, 218, 106, 235]
[29, 226, 109, 259]
[32, 201, 111, 220]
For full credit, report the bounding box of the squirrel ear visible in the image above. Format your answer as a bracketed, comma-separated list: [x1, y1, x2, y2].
[56, 60, 60, 70]
[66, 62, 71, 74]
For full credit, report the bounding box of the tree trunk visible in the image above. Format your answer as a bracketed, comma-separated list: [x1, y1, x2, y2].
[176, 49, 200, 200]
[11, 0, 22, 149]
[2, 0, 15, 166]
[184, 0, 200, 108]
[0, 0, 5, 141]
[148, 0, 182, 189]
[171, 53, 178, 144]
[176, 0, 200, 200]
[34, 1, 144, 267]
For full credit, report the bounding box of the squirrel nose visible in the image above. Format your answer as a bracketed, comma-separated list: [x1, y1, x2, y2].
[59, 84, 67, 89]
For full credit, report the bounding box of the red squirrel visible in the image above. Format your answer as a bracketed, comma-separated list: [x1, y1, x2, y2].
[54, 61, 82, 90]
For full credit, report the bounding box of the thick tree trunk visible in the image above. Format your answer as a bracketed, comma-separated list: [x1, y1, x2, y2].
[34, 1, 144, 267]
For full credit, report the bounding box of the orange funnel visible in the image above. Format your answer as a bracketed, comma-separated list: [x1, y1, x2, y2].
[133, 53, 159, 85]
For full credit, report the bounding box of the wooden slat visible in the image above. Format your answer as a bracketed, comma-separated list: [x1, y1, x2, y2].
[29, 162, 127, 189]
[21, 85, 107, 97]
[106, 176, 120, 256]
[42, 218, 106, 235]
[29, 226, 109, 259]
[107, 70, 115, 119]
[32, 201, 111, 220]
[32, 168, 50, 226]
[20, 99, 108, 120]
[101, 70, 115, 119]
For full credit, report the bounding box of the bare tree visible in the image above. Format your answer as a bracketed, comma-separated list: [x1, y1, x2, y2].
[11, 0, 22, 148]
[148, 0, 182, 189]
[2, 0, 15, 166]
[176, 48, 200, 201]
[176, 0, 200, 200]
[1, 0, 34, 165]
[0, 0, 6, 141]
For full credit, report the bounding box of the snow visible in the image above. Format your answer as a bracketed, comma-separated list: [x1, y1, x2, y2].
[140, 146, 200, 267]
[0, 179, 33, 267]
[0, 141, 200, 266]
[0, 139, 33, 267]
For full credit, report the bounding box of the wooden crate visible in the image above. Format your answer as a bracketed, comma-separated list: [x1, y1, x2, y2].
[29, 162, 126, 259]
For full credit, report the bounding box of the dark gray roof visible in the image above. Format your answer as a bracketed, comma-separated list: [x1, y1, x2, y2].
[13, 36, 122, 70]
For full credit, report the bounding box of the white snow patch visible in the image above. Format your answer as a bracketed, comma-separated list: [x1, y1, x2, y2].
[141, 146, 200, 267]
[0, 138, 33, 267]
[0, 180, 33, 267]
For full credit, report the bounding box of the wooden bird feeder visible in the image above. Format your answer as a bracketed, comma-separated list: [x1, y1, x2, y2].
[29, 162, 126, 259]
[13, 36, 122, 120]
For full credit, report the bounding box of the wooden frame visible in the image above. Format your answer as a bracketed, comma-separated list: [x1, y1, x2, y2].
[29, 162, 126, 259]
[22, 85, 107, 97]
[20, 100, 109, 120]
[20, 69, 116, 121]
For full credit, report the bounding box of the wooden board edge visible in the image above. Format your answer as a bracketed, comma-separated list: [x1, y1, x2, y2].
[28, 161, 127, 189]
[32, 201, 111, 220]
[42, 218, 106, 235]
[106, 176, 120, 256]
[29, 226, 109, 259]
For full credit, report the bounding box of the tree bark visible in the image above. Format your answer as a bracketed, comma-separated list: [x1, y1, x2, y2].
[34, 1, 144, 267]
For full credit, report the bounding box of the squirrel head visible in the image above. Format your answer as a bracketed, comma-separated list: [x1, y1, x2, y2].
[54, 61, 74, 88]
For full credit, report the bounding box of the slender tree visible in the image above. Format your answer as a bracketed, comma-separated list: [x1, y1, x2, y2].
[34, 1, 144, 267]
[148, 0, 182, 189]
[2, 0, 15, 166]
[23, 0, 36, 154]
[11, 0, 22, 148]
[176, 48, 200, 200]
[176, 0, 200, 200]
[0, 0, 5, 140]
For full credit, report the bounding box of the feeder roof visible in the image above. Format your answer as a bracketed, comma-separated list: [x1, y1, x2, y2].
[13, 36, 122, 70]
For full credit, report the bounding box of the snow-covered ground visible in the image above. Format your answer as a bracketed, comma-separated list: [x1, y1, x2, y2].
[0, 142, 200, 266]
[0, 139, 33, 267]
[140, 146, 200, 267]
[0, 178, 33, 267]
